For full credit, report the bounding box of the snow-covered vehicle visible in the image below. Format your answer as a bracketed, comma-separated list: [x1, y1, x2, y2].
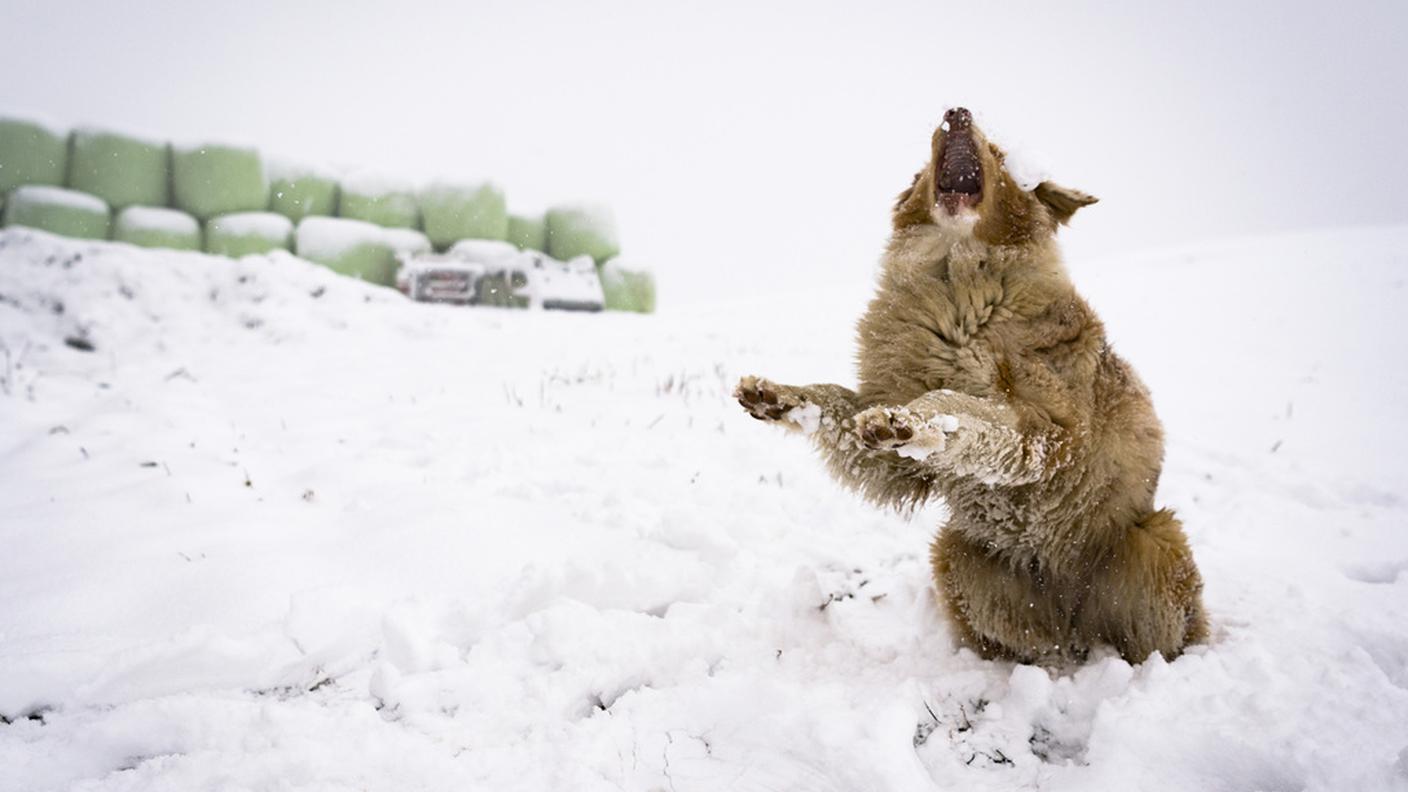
[395, 239, 604, 311]
[395, 251, 484, 305]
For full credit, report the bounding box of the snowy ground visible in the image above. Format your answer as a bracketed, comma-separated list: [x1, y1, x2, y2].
[1, 225, 1406, 791]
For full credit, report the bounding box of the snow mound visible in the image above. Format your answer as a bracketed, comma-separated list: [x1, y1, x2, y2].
[1, 226, 1406, 791]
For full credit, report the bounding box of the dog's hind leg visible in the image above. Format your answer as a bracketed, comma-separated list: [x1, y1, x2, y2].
[736, 376, 938, 511]
[931, 527, 1078, 662]
[1073, 509, 1207, 662]
[853, 389, 1056, 486]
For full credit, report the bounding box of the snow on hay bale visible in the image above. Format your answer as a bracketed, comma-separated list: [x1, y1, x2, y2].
[2, 185, 109, 240]
[171, 141, 268, 221]
[599, 257, 656, 314]
[0, 116, 68, 194]
[418, 182, 508, 248]
[113, 205, 201, 250]
[296, 216, 430, 287]
[267, 162, 340, 223]
[507, 213, 547, 252]
[337, 173, 420, 230]
[447, 238, 520, 261]
[546, 204, 619, 264]
[383, 227, 432, 256]
[205, 212, 293, 257]
[66, 127, 170, 210]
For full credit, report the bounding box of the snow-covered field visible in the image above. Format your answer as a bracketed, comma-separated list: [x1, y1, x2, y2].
[1, 225, 1406, 791]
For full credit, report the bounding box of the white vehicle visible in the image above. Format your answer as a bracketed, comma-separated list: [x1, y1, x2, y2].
[395, 252, 484, 305]
[396, 240, 604, 312]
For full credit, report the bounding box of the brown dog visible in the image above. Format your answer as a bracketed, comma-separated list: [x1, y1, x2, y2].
[736, 107, 1205, 664]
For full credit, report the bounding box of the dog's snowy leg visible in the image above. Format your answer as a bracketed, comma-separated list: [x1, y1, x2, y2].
[853, 390, 1055, 486]
[735, 376, 938, 510]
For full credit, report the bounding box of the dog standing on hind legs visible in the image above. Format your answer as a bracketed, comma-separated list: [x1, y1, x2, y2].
[736, 107, 1206, 665]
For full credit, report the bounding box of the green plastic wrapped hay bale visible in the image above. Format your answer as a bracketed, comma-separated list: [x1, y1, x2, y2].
[507, 213, 547, 251]
[113, 206, 201, 250]
[171, 141, 267, 220]
[1, 116, 68, 194]
[67, 128, 170, 211]
[599, 257, 656, 313]
[2, 185, 109, 240]
[337, 174, 419, 229]
[546, 204, 619, 264]
[419, 182, 508, 248]
[297, 217, 391, 284]
[205, 212, 292, 257]
[268, 163, 339, 223]
[296, 217, 430, 287]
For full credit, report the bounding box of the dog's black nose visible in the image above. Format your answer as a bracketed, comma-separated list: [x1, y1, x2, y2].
[944, 107, 972, 130]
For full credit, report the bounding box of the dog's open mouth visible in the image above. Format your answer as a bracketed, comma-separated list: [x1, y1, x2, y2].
[936, 107, 982, 214]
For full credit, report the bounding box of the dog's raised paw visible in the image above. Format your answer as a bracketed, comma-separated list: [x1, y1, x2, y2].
[855, 406, 916, 449]
[735, 375, 802, 422]
[854, 406, 954, 458]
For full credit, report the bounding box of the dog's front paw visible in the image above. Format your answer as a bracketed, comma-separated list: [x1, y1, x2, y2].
[735, 375, 794, 420]
[854, 406, 916, 449]
[854, 406, 957, 459]
[735, 376, 820, 432]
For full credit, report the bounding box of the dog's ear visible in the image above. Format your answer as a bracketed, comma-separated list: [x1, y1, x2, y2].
[894, 169, 922, 212]
[1034, 181, 1098, 225]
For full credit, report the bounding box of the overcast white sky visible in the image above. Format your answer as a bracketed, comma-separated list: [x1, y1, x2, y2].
[3, 0, 1405, 305]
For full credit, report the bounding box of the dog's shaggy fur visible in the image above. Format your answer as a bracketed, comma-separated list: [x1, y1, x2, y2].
[736, 109, 1206, 664]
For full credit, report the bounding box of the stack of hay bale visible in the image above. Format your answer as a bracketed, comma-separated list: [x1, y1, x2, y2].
[1, 117, 110, 240]
[171, 141, 288, 257]
[293, 172, 430, 287]
[541, 205, 652, 313]
[0, 113, 653, 309]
